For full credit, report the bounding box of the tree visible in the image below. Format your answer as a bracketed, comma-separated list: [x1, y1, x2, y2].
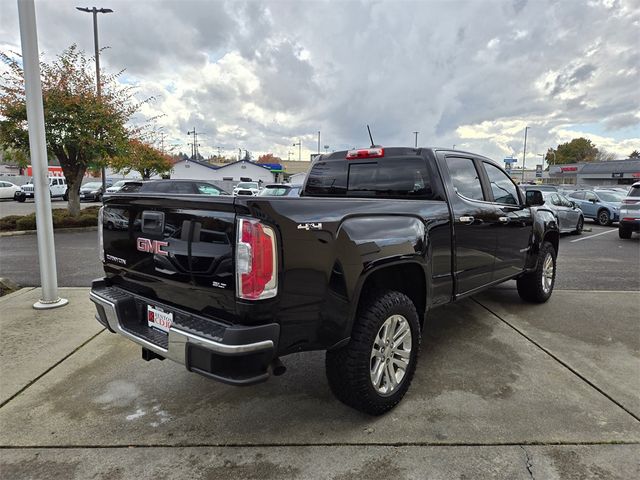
[629, 150, 640, 158]
[546, 138, 599, 165]
[595, 148, 616, 162]
[257, 153, 283, 164]
[110, 139, 172, 180]
[0, 146, 28, 174]
[0, 45, 143, 216]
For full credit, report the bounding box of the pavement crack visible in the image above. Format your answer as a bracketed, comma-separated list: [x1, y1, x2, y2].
[0, 328, 105, 409]
[520, 445, 535, 480]
[473, 298, 640, 424]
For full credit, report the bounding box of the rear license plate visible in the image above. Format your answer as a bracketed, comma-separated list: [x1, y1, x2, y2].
[147, 305, 173, 334]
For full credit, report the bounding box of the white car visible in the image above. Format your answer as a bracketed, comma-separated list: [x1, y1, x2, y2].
[232, 181, 260, 196]
[19, 176, 68, 200]
[0, 181, 22, 199]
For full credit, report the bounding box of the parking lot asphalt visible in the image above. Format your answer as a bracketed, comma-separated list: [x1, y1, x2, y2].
[0, 284, 638, 479]
[0, 198, 102, 218]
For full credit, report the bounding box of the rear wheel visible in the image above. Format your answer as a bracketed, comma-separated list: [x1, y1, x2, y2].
[619, 225, 632, 239]
[517, 241, 556, 303]
[63, 190, 69, 201]
[325, 290, 420, 415]
[597, 209, 611, 226]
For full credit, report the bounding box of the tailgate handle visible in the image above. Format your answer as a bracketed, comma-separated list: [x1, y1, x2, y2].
[141, 211, 165, 235]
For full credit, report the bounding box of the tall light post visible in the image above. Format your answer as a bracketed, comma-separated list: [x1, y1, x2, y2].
[292, 140, 301, 161]
[76, 6, 113, 192]
[413, 131, 419, 148]
[521, 126, 530, 183]
[317, 131, 321, 154]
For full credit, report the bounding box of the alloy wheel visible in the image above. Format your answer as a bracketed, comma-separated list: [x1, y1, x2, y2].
[370, 314, 412, 396]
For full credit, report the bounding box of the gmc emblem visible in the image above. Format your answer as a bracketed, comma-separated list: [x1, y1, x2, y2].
[136, 237, 169, 256]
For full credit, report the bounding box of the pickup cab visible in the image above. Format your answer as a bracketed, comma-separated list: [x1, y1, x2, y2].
[90, 147, 558, 415]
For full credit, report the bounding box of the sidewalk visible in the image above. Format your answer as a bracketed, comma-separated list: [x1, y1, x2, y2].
[0, 287, 638, 479]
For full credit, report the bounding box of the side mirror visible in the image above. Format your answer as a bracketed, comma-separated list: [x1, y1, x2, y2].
[525, 190, 544, 207]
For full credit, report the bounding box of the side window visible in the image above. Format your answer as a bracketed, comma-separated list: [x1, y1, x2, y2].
[51, 179, 58, 186]
[559, 194, 572, 207]
[196, 183, 221, 195]
[585, 192, 597, 201]
[570, 191, 585, 200]
[483, 162, 519, 205]
[550, 194, 561, 206]
[446, 157, 485, 201]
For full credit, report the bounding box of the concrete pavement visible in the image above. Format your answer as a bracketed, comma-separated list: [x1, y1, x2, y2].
[0, 287, 638, 478]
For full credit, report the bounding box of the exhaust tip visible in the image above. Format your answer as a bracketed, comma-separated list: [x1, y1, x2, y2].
[270, 358, 286, 376]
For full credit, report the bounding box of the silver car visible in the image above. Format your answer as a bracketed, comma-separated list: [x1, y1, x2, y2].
[618, 181, 640, 239]
[541, 191, 584, 234]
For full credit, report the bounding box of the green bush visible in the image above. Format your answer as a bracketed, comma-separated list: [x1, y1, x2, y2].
[0, 207, 99, 232]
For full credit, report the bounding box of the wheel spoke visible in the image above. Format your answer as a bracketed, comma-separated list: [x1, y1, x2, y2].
[392, 347, 410, 359]
[393, 321, 409, 341]
[372, 359, 385, 388]
[386, 363, 397, 388]
[391, 356, 409, 371]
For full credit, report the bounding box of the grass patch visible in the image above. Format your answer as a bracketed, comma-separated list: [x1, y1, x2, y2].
[0, 206, 100, 232]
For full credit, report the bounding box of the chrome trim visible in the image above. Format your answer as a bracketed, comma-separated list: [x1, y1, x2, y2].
[89, 290, 273, 367]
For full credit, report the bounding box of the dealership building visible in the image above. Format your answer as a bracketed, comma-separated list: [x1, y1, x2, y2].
[545, 159, 640, 186]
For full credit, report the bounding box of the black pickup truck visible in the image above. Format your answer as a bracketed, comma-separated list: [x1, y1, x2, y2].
[90, 146, 558, 415]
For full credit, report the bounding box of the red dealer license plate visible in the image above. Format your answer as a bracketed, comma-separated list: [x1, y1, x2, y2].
[147, 305, 173, 334]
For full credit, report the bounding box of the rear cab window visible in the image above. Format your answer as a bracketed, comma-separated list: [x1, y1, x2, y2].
[304, 150, 440, 199]
[628, 186, 640, 197]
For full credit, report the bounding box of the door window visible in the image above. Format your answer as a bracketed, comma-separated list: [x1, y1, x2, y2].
[483, 162, 519, 205]
[585, 192, 597, 202]
[570, 191, 585, 200]
[446, 157, 485, 201]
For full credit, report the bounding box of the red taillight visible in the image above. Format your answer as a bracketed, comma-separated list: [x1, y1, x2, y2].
[236, 218, 277, 300]
[346, 147, 384, 159]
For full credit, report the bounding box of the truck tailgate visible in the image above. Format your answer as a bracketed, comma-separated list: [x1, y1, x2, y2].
[101, 194, 238, 322]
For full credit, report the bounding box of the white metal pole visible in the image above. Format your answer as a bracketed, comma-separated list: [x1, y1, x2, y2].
[17, 0, 68, 310]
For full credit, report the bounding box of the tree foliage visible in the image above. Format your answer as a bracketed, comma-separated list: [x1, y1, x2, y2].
[545, 137, 599, 165]
[110, 138, 172, 180]
[629, 150, 640, 158]
[257, 153, 282, 164]
[0, 45, 146, 216]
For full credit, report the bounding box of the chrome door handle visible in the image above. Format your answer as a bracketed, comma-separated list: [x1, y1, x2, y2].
[498, 216, 510, 223]
[459, 216, 475, 224]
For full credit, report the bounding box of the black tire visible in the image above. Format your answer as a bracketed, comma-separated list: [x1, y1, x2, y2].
[96, 193, 103, 203]
[63, 190, 68, 201]
[106, 222, 115, 231]
[619, 225, 632, 239]
[573, 216, 584, 235]
[597, 209, 611, 226]
[325, 290, 421, 416]
[516, 241, 556, 303]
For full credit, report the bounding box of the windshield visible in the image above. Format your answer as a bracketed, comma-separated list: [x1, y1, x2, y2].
[259, 186, 290, 196]
[83, 182, 102, 189]
[597, 192, 624, 202]
[111, 181, 126, 188]
[237, 182, 258, 189]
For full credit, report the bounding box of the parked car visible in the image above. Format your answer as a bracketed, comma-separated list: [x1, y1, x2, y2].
[521, 184, 558, 192]
[540, 192, 584, 234]
[567, 189, 624, 226]
[91, 145, 559, 415]
[80, 181, 113, 202]
[618, 181, 640, 239]
[19, 176, 68, 201]
[106, 180, 143, 193]
[233, 181, 260, 196]
[258, 184, 302, 197]
[138, 179, 228, 196]
[0, 181, 22, 199]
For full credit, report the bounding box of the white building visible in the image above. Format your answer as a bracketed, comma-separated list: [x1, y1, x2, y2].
[171, 159, 276, 183]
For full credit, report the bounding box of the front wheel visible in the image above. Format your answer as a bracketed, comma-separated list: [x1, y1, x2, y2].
[325, 290, 421, 415]
[597, 209, 611, 226]
[517, 241, 556, 303]
[573, 216, 584, 235]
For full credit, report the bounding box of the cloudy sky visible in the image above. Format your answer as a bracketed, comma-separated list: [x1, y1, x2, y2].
[1, 0, 639, 165]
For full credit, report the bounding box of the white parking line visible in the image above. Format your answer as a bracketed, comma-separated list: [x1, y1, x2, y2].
[570, 229, 617, 242]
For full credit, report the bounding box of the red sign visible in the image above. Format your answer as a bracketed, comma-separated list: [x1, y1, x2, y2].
[632, 173, 640, 178]
[560, 166, 578, 172]
[26, 165, 64, 177]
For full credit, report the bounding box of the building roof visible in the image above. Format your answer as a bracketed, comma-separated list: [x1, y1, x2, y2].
[580, 159, 640, 174]
[174, 159, 275, 172]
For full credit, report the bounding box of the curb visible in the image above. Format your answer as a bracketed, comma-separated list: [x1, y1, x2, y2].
[0, 226, 98, 237]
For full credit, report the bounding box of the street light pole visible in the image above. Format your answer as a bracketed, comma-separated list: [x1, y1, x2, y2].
[413, 131, 419, 148]
[76, 6, 113, 192]
[19, 0, 68, 309]
[293, 140, 301, 161]
[521, 126, 530, 184]
[317, 131, 321, 154]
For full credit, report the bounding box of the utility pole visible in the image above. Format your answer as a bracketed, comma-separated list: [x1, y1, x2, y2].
[317, 131, 321, 154]
[159, 131, 166, 153]
[20, 0, 68, 309]
[413, 131, 419, 148]
[453, 144, 456, 150]
[521, 126, 530, 183]
[293, 140, 301, 161]
[287, 151, 293, 161]
[76, 6, 112, 192]
[187, 128, 203, 160]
